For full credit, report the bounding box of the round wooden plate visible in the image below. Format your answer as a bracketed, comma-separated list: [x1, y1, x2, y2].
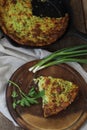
[6, 61, 87, 130]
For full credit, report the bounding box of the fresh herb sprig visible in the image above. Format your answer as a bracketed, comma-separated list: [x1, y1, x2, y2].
[9, 80, 44, 109]
[29, 44, 87, 73]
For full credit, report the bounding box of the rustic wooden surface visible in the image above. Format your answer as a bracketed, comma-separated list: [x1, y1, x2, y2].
[82, 0, 87, 30]
[42, 0, 87, 52]
[0, 0, 87, 130]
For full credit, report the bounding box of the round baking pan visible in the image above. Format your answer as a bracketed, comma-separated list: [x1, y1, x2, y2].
[0, 0, 87, 49]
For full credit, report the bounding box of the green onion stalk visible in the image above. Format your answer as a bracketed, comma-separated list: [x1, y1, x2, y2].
[29, 44, 87, 73]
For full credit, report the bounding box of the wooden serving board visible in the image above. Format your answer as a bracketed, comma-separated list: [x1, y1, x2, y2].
[6, 61, 87, 130]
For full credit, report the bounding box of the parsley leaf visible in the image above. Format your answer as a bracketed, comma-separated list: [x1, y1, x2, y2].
[8, 80, 44, 109]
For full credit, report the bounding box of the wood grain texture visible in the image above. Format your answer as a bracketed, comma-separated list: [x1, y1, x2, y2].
[82, 0, 87, 30]
[71, 0, 85, 32]
[6, 61, 87, 130]
[43, 0, 87, 81]
[42, 0, 87, 52]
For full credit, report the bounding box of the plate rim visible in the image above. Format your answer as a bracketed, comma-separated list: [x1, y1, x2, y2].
[6, 60, 87, 130]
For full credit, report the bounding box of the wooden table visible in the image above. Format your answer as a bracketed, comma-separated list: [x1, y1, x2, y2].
[0, 0, 87, 130]
[83, 0, 87, 31]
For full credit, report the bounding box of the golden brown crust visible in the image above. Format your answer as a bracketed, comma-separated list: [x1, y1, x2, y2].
[35, 76, 79, 117]
[43, 88, 78, 117]
[0, 0, 69, 46]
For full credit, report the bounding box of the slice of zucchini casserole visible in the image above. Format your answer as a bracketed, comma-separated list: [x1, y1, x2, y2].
[34, 76, 79, 117]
